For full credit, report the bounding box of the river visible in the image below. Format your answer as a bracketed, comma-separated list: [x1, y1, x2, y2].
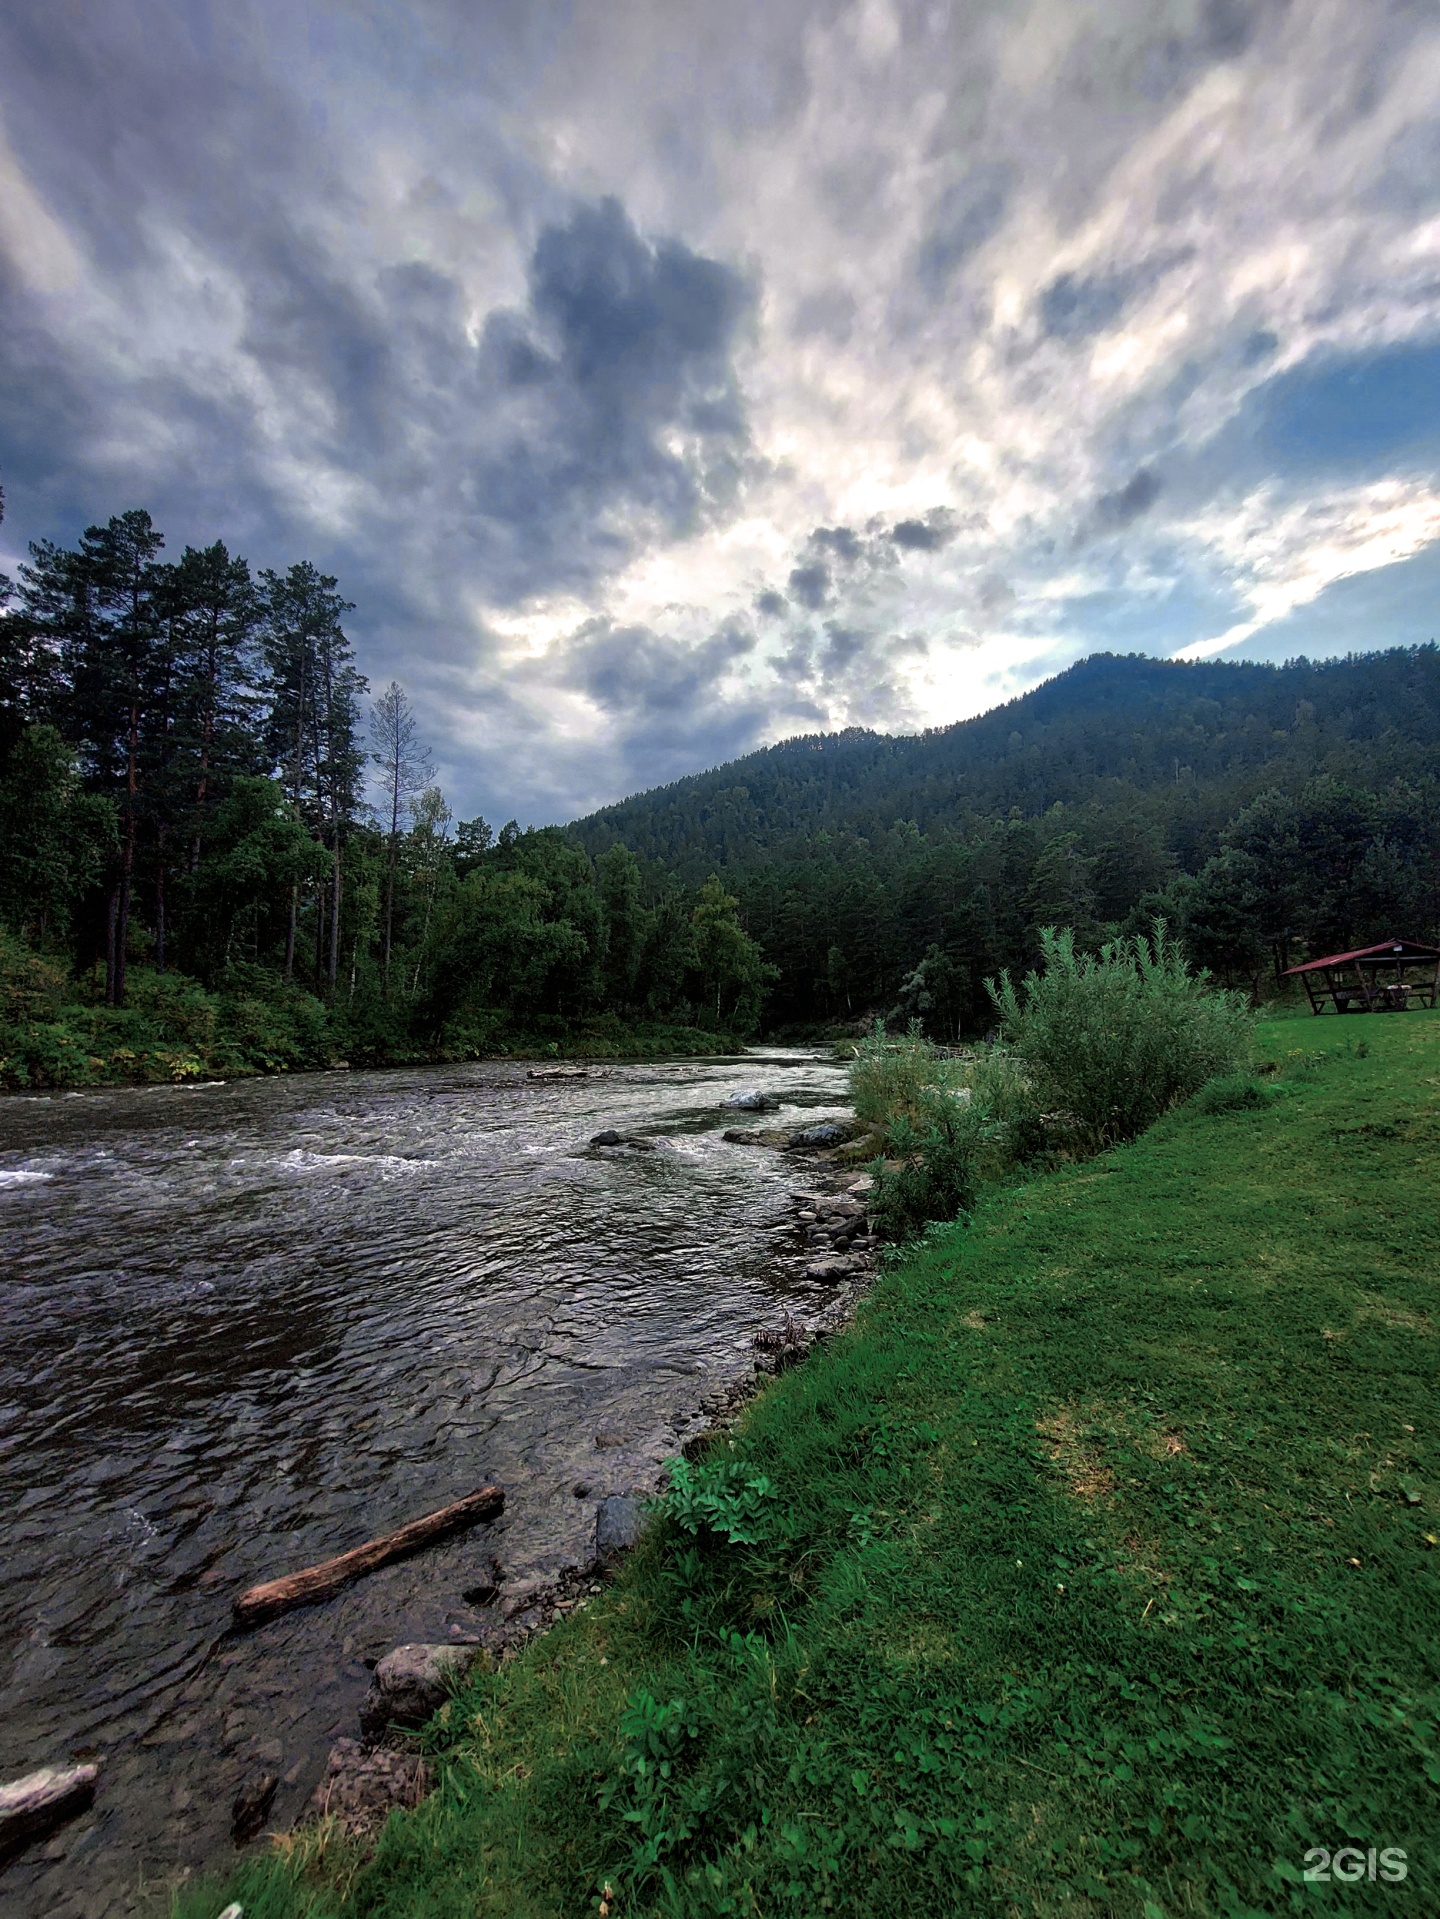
[0, 1047, 853, 1917]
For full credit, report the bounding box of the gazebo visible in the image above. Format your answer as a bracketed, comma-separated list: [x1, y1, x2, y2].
[1282, 939, 1440, 1014]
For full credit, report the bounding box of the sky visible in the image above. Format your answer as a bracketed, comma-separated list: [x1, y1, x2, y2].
[3, 0, 1440, 825]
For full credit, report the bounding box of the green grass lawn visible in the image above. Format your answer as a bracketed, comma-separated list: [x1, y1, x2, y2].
[193, 1013, 1440, 1919]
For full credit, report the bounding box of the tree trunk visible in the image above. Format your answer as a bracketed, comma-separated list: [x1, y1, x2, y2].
[105, 888, 119, 1006]
[284, 883, 298, 978]
[328, 834, 342, 991]
[383, 839, 397, 989]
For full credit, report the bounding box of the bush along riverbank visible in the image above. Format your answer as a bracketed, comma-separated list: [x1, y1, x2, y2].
[183, 991, 1440, 1913]
[0, 937, 741, 1090]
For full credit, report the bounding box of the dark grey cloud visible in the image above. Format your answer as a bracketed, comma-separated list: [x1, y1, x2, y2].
[1038, 267, 1137, 341]
[564, 615, 755, 716]
[755, 588, 787, 617]
[891, 509, 959, 552]
[466, 196, 756, 601]
[1037, 250, 1192, 342]
[535, 613, 780, 809]
[1093, 466, 1163, 532]
[787, 561, 831, 609]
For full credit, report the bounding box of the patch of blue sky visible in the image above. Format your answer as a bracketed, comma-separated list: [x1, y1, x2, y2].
[1049, 577, 1242, 657]
[1225, 535, 1440, 666]
[1227, 339, 1440, 479]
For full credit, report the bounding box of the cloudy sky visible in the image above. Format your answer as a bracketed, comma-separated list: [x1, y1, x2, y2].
[3, 1, 1440, 823]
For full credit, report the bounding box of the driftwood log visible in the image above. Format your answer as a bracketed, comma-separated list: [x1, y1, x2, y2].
[0, 1764, 100, 1860]
[233, 1484, 505, 1628]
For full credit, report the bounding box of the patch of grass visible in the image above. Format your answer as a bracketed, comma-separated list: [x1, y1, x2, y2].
[183, 1013, 1440, 1918]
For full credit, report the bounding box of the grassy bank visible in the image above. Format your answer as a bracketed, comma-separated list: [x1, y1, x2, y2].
[0, 945, 740, 1090]
[188, 1013, 1439, 1918]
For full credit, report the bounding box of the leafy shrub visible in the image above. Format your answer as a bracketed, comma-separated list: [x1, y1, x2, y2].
[216, 968, 332, 1072]
[989, 922, 1252, 1150]
[866, 1086, 981, 1242]
[662, 1457, 778, 1547]
[849, 1020, 950, 1132]
[0, 929, 68, 1022]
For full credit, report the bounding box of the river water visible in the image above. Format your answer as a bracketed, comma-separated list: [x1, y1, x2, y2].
[0, 1048, 852, 1917]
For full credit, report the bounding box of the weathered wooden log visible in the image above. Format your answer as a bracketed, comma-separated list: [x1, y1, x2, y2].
[0, 1763, 100, 1860]
[233, 1485, 505, 1628]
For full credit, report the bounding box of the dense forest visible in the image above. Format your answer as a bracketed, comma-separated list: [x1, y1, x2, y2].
[3, 493, 1439, 1085]
[0, 502, 769, 1085]
[575, 648, 1440, 1034]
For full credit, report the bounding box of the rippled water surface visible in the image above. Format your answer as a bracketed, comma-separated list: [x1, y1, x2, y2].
[0, 1049, 850, 1916]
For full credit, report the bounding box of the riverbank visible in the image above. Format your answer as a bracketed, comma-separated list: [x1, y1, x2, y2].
[190, 1011, 1440, 1917]
[0, 951, 741, 1090]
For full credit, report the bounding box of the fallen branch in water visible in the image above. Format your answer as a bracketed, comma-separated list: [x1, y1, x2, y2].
[233, 1485, 505, 1628]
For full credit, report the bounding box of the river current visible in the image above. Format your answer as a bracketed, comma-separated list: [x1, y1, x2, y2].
[0, 1048, 852, 1916]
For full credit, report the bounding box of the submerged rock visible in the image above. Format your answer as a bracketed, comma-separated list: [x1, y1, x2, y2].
[595, 1495, 642, 1561]
[231, 1769, 278, 1845]
[460, 1555, 503, 1605]
[590, 1131, 657, 1151]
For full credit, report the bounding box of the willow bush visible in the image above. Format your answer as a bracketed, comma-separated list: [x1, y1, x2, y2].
[988, 922, 1252, 1151]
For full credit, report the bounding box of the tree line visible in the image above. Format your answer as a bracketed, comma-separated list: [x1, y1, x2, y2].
[0, 500, 769, 1077]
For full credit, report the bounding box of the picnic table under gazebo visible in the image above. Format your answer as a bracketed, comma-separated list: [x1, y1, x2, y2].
[1282, 939, 1440, 1014]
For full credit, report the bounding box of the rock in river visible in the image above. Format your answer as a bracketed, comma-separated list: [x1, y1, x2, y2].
[309, 1739, 429, 1836]
[360, 1642, 487, 1732]
[726, 1089, 778, 1112]
[788, 1120, 854, 1149]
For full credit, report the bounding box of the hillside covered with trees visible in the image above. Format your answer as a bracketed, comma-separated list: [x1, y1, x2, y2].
[574, 648, 1440, 1034]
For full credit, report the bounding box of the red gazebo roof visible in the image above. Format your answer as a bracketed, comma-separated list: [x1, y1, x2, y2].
[1282, 939, 1440, 977]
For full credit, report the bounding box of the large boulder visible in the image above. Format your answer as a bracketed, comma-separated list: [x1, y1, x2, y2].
[726, 1089, 778, 1112]
[360, 1643, 485, 1732]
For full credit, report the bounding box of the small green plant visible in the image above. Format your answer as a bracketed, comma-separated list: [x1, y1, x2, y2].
[662, 1457, 779, 1546]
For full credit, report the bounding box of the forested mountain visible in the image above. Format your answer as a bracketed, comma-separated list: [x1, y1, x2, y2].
[571, 650, 1440, 1033]
[573, 651, 1440, 871]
